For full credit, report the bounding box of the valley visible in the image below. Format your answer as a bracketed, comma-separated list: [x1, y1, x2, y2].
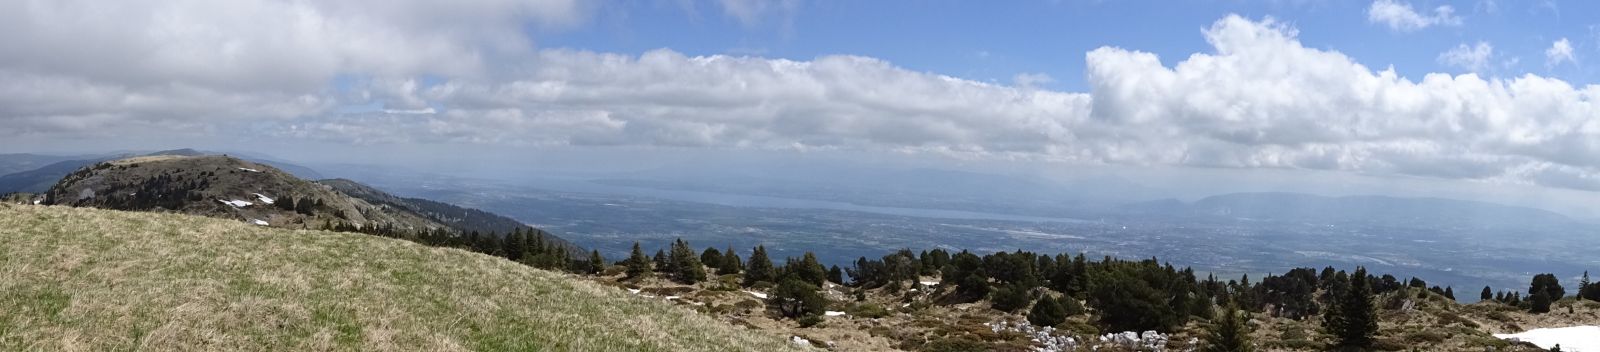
[366, 176, 1600, 300]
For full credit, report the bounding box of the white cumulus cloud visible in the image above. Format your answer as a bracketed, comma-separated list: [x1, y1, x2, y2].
[1438, 42, 1494, 72]
[1367, 0, 1463, 32]
[1546, 38, 1576, 68]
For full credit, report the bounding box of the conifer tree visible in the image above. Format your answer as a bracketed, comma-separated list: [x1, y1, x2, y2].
[1202, 304, 1254, 352]
[653, 249, 670, 273]
[949, 251, 990, 300]
[625, 242, 651, 280]
[587, 250, 604, 275]
[1324, 266, 1377, 350]
[796, 252, 827, 286]
[827, 265, 845, 285]
[744, 245, 775, 286]
[1531, 291, 1552, 313]
[1481, 286, 1493, 301]
[1027, 295, 1067, 327]
[1580, 271, 1598, 301]
[990, 283, 1031, 313]
[668, 239, 706, 284]
[700, 247, 723, 270]
[771, 277, 826, 319]
[1528, 273, 1565, 313]
[1444, 286, 1455, 300]
[718, 245, 743, 275]
[502, 228, 526, 262]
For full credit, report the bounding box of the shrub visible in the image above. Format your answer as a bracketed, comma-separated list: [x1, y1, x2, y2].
[919, 337, 989, 352]
[1027, 296, 1067, 327]
[989, 284, 1030, 313]
[847, 303, 891, 319]
[771, 278, 826, 319]
[797, 315, 824, 328]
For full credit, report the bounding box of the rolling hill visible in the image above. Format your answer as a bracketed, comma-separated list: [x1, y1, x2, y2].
[0, 149, 322, 195]
[0, 203, 807, 351]
[31, 154, 581, 255]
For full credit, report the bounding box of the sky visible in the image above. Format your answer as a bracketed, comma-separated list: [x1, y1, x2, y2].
[3, 0, 1600, 202]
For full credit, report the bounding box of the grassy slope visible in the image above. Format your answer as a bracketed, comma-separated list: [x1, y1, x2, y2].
[0, 204, 806, 352]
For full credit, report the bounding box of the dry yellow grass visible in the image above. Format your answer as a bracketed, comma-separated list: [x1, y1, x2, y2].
[0, 204, 810, 352]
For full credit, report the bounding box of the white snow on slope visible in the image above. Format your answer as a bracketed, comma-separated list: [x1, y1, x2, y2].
[237, 167, 260, 172]
[252, 193, 274, 204]
[1495, 326, 1600, 351]
[744, 290, 768, 299]
[250, 219, 269, 226]
[217, 199, 253, 207]
[825, 311, 846, 316]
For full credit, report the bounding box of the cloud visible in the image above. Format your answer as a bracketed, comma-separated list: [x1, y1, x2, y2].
[1545, 38, 1576, 68]
[1367, 0, 1463, 32]
[1437, 42, 1494, 72]
[288, 49, 1094, 153]
[6, 8, 1600, 193]
[1012, 73, 1055, 89]
[0, 0, 585, 136]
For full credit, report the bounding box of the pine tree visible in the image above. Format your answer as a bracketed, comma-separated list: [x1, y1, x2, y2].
[700, 247, 723, 270]
[653, 249, 670, 273]
[625, 242, 651, 280]
[827, 265, 845, 285]
[990, 283, 1032, 313]
[1324, 266, 1377, 350]
[1444, 286, 1455, 300]
[771, 277, 826, 319]
[1027, 295, 1068, 327]
[1531, 291, 1552, 314]
[1481, 286, 1493, 301]
[795, 252, 827, 286]
[1580, 271, 1597, 301]
[718, 245, 743, 275]
[1202, 304, 1254, 352]
[744, 245, 775, 286]
[1528, 273, 1565, 313]
[502, 228, 526, 262]
[587, 250, 604, 275]
[668, 239, 706, 284]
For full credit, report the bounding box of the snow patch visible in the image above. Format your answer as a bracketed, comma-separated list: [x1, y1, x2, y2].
[32, 200, 40, 205]
[664, 295, 681, 300]
[237, 167, 261, 172]
[744, 290, 768, 299]
[252, 193, 275, 204]
[250, 219, 269, 226]
[217, 199, 253, 208]
[1495, 326, 1600, 351]
[920, 280, 940, 286]
[627, 288, 641, 295]
[790, 336, 810, 346]
[824, 311, 846, 316]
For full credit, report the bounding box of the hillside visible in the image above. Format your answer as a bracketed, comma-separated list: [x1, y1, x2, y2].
[39, 155, 448, 232]
[0, 149, 321, 195]
[318, 178, 580, 253]
[0, 158, 108, 194]
[0, 204, 807, 351]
